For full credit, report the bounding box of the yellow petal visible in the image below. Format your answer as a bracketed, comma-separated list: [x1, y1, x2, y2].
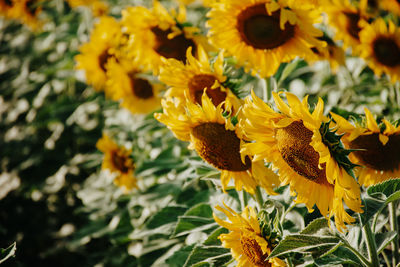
[379, 134, 389, 145]
[273, 92, 291, 116]
[364, 108, 379, 132]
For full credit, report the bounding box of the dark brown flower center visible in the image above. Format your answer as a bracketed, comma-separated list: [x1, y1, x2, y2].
[129, 73, 154, 99]
[190, 123, 251, 171]
[349, 133, 400, 171]
[111, 151, 130, 173]
[25, 0, 37, 15]
[4, 0, 13, 6]
[188, 74, 227, 106]
[276, 121, 327, 183]
[98, 49, 112, 72]
[240, 235, 270, 267]
[151, 26, 196, 62]
[372, 37, 400, 67]
[237, 4, 295, 50]
[367, 0, 378, 9]
[344, 12, 361, 40]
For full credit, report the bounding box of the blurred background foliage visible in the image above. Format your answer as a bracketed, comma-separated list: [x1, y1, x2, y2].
[0, 1, 220, 266]
[1, 0, 400, 267]
[0, 1, 106, 265]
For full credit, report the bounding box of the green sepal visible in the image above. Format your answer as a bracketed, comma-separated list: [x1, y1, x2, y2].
[258, 209, 280, 248]
[319, 121, 359, 178]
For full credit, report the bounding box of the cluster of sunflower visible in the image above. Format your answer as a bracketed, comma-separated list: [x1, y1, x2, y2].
[0, 0, 108, 29]
[73, 0, 400, 265]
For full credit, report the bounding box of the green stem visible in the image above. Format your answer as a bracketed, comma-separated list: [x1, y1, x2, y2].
[254, 186, 264, 209]
[264, 77, 272, 101]
[342, 241, 372, 267]
[389, 201, 399, 267]
[382, 251, 391, 267]
[280, 202, 296, 225]
[286, 256, 294, 267]
[361, 216, 380, 267]
[371, 206, 382, 233]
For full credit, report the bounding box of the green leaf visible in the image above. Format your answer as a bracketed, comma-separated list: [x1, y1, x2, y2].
[166, 245, 195, 267]
[375, 231, 397, 254]
[173, 203, 217, 237]
[300, 218, 330, 235]
[172, 217, 217, 237]
[267, 235, 340, 259]
[183, 245, 231, 267]
[0, 242, 16, 264]
[203, 227, 229, 246]
[185, 203, 213, 217]
[361, 179, 400, 225]
[367, 178, 400, 200]
[359, 197, 385, 225]
[146, 206, 187, 229]
[314, 246, 364, 266]
[317, 241, 342, 258]
[277, 59, 301, 85]
[386, 191, 400, 204]
[309, 244, 341, 259]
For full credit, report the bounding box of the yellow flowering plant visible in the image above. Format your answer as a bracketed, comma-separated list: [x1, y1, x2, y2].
[2, 0, 400, 266]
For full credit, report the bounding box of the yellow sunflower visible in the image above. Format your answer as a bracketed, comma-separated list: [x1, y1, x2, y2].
[75, 16, 123, 90]
[0, 0, 13, 16]
[1, 0, 43, 30]
[380, 0, 400, 16]
[324, 0, 369, 54]
[309, 35, 345, 71]
[358, 18, 400, 83]
[206, 0, 325, 77]
[155, 93, 280, 195]
[355, 0, 379, 16]
[160, 46, 241, 108]
[213, 204, 286, 267]
[175, 0, 196, 4]
[241, 91, 363, 231]
[331, 109, 400, 187]
[96, 133, 137, 191]
[105, 58, 163, 114]
[66, 0, 108, 17]
[121, 1, 206, 75]
[175, 0, 214, 6]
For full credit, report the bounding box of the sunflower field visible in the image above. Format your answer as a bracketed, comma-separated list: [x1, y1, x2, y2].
[2, 0, 400, 266]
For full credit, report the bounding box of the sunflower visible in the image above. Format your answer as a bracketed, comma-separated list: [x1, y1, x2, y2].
[175, 0, 214, 6]
[121, 1, 206, 75]
[75, 16, 123, 90]
[331, 109, 400, 187]
[309, 35, 345, 71]
[155, 93, 280, 195]
[175, 0, 195, 4]
[241, 91, 362, 231]
[66, 0, 108, 17]
[0, 0, 13, 15]
[324, 0, 369, 54]
[1, 0, 43, 30]
[206, 0, 325, 77]
[105, 58, 163, 114]
[213, 204, 286, 267]
[358, 18, 400, 83]
[96, 134, 137, 191]
[380, 0, 400, 16]
[159, 46, 241, 108]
